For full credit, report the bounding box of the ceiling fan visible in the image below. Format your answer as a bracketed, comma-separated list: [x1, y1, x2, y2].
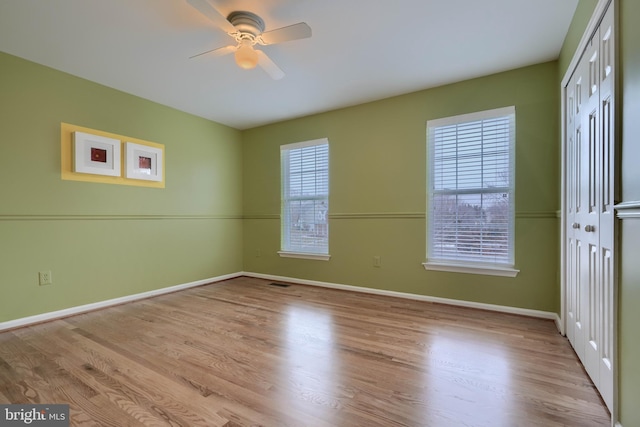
[186, 0, 312, 80]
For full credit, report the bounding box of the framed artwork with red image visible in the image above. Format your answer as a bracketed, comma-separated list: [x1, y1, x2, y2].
[73, 131, 121, 177]
[125, 142, 163, 182]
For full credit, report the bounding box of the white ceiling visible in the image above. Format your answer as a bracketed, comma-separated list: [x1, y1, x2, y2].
[0, 0, 578, 130]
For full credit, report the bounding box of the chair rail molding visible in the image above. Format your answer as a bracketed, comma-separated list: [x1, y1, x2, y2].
[615, 201, 640, 219]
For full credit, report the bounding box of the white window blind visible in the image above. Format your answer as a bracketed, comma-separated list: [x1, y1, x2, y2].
[427, 106, 515, 267]
[281, 138, 329, 255]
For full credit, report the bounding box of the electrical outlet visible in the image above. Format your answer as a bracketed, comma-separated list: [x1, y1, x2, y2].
[373, 256, 382, 268]
[39, 270, 53, 286]
[256, 249, 261, 258]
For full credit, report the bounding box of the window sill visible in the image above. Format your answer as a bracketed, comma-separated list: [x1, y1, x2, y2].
[422, 261, 519, 277]
[278, 251, 331, 261]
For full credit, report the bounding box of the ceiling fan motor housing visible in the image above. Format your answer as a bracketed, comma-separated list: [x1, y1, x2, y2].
[227, 11, 265, 36]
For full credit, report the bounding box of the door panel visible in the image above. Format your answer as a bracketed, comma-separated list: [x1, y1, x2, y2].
[599, 246, 614, 409]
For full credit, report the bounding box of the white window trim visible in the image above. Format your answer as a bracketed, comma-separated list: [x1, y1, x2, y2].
[278, 251, 331, 261]
[422, 261, 519, 277]
[282, 138, 328, 150]
[280, 138, 330, 258]
[426, 106, 516, 273]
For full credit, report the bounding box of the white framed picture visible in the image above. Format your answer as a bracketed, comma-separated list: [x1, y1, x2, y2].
[73, 132, 121, 176]
[125, 142, 163, 182]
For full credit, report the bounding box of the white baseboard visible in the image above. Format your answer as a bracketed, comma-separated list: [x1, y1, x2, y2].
[243, 272, 558, 321]
[1, 271, 560, 332]
[615, 422, 623, 427]
[554, 313, 563, 334]
[0, 272, 243, 332]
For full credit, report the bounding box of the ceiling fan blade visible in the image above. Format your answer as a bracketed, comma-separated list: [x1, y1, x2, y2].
[256, 50, 285, 80]
[260, 22, 312, 45]
[189, 44, 236, 59]
[186, 0, 236, 34]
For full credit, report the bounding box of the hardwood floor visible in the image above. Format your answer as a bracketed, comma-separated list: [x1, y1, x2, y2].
[0, 277, 610, 426]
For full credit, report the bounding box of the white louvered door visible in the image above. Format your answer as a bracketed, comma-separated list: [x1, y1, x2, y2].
[564, 3, 615, 412]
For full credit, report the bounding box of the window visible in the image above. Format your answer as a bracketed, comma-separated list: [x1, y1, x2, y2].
[279, 138, 330, 260]
[425, 106, 517, 277]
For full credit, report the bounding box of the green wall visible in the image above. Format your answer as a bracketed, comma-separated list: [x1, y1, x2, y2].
[243, 61, 560, 312]
[0, 52, 243, 323]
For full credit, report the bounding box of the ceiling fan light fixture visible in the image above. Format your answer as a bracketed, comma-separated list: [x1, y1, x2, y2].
[187, 4, 312, 79]
[235, 40, 259, 69]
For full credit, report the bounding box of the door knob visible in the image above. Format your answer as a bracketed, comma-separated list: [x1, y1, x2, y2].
[572, 223, 580, 229]
[584, 224, 596, 232]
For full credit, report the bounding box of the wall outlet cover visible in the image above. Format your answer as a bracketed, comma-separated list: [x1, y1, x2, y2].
[39, 271, 53, 286]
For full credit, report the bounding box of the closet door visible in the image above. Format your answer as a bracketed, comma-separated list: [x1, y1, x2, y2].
[565, 63, 585, 356]
[580, 30, 602, 388]
[595, 6, 615, 410]
[567, 45, 593, 369]
[564, 3, 614, 412]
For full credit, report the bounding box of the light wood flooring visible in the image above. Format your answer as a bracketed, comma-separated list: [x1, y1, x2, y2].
[0, 277, 610, 426]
